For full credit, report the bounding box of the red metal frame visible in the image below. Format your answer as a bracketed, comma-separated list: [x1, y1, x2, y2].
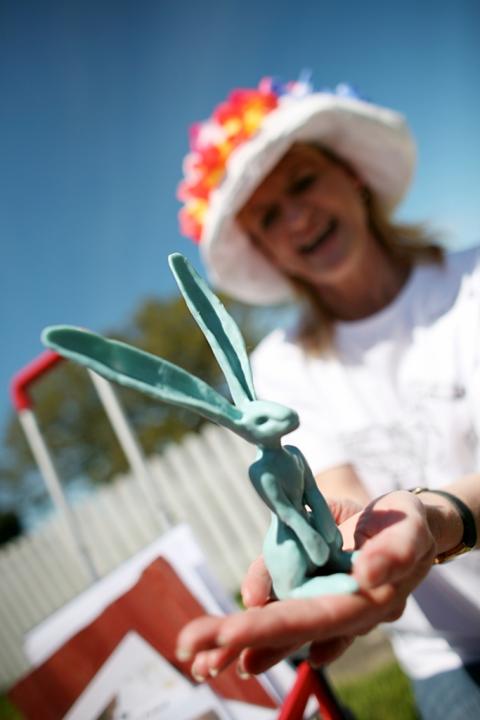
[278, 661, 349, 720]
[10, 350, 63, 411]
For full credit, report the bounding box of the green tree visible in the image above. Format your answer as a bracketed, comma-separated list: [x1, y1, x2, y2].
[0, 510, 22, 545]
[2, 292, 288, 518]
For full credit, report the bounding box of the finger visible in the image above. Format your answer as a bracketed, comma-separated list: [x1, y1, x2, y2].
[337, 512, 363, 551]
[241, 556, 273, 608]
[354, 533, 434, 590]
[190, 650, 213, 683]
[216, 603, 319, 650]
[179, 584, 410, 665]
[352, 545, 433, 630]
[190, 645, 242, 681]
[327, 497, 363, 526]
[216, 593, 386, 650]
[176, 615, 225, 659]
[309, 636, 355, 666]
[353, 510, 435, 589]
[238, 642, 304, 676]
[386, 545, 436, 599]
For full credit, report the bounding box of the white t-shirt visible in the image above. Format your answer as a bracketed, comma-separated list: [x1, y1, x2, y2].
[251, 245, 480, 679]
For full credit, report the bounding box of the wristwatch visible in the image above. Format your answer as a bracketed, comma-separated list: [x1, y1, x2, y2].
[409, 487, 477, 564]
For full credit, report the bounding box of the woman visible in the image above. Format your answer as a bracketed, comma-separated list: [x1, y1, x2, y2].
[175, 77, 480, 718]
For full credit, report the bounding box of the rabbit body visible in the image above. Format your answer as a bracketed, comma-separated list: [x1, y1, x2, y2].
[42, 253, 358, 599]
[250, 443, 356, 599]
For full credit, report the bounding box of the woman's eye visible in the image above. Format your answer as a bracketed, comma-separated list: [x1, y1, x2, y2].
[261, 206, 279, 230]
[291, 174, 316, 194]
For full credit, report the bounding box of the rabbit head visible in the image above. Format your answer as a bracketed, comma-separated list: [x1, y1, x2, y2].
[239, 400, 299, 447]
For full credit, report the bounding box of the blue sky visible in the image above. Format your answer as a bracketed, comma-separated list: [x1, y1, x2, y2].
[1, 0, 480, 445]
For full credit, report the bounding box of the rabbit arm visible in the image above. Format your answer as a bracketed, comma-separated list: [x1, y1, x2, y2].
[287, 446, 344, 550]
[251, 465, 330, 566]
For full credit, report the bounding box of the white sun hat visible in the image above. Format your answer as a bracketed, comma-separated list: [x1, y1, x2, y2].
[178, 77, 416, 305]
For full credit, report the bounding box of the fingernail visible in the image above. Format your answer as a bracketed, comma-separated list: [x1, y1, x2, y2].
[191, 668, 206, 683]
[236, 663, 251, 680]
[209, 667, 219, 678]
[241, 589, 252, 607]
[216, 635, 228, 647]
[175, 647, 192, 661]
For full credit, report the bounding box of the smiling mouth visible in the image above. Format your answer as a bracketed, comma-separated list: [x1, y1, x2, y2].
[299, 219, 338, 255]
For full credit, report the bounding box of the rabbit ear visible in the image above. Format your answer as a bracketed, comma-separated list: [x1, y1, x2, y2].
[42, 326, 243, 429]
[169, 253, 256, 408]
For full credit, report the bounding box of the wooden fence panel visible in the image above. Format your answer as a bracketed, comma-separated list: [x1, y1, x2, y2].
[0, 424, 268, 689]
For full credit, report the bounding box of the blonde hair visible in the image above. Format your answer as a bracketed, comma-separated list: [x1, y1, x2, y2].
[290, 190, 444, 354]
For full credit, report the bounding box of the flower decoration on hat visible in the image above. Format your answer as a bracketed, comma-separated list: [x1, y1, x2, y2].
[178, 76, 315, 243]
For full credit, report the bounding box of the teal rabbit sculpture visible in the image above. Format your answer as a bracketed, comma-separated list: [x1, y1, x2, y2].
[42, 253, 357, 599]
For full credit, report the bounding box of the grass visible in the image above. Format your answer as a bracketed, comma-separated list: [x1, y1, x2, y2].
[334, 662, 418, 720]
[0, 696, 22, 720]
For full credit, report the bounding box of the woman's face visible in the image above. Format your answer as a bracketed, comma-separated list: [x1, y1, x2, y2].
[236, 144, 372, 289]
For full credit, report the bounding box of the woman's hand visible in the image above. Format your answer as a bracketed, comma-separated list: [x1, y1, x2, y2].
[176, 491, 441, 681]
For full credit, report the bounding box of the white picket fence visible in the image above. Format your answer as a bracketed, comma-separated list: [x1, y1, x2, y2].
[0, 424, 269, 689]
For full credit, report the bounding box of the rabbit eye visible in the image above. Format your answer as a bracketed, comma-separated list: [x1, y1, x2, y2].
[254, 415, 269, 425]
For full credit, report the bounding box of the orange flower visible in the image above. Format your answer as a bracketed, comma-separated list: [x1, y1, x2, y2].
[178, 77, 306, 243]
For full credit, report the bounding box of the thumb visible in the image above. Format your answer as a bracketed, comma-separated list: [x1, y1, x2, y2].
[327, 496, 363, 525]
[241, 556, 273, 608]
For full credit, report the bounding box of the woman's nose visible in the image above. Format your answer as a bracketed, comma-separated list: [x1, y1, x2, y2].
[284, 200, 310, 231]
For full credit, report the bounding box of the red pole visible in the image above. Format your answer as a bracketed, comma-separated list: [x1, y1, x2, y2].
[10, 350, 63, 411]
[10, 349, 98, 582]
[278, 661, 351, 720]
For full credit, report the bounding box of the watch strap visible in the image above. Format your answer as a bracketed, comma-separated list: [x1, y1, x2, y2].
[409, 487, 477, 564]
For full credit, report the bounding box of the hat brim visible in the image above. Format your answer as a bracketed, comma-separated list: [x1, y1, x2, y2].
[200, 93, 416, 305]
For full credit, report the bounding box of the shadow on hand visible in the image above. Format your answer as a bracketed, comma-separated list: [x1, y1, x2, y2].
[353, 500, 406, 550]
